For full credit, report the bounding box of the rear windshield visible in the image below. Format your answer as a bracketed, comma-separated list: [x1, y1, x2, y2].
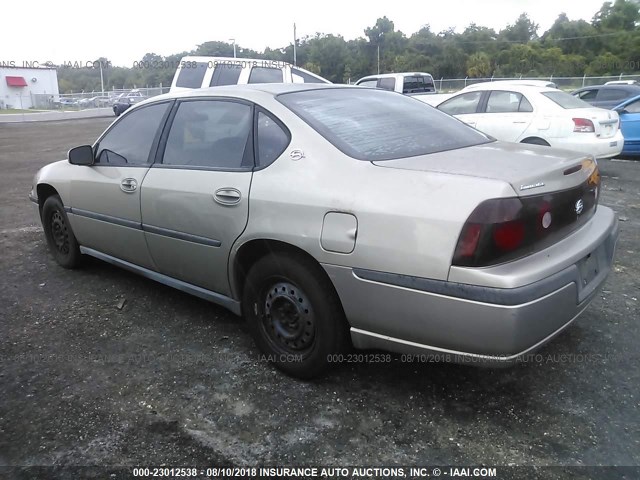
[175, 62, 208, 88]
[278, 88, 491, 161]
[542, 91, 591, 109]
[403, 75, 435, 93]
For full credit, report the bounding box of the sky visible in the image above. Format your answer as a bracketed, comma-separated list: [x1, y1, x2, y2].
[2, 0, 610, 68]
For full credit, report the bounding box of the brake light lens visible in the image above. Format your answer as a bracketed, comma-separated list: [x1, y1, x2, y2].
[573, 118, 595, 133]
[453, 173, 600, 267]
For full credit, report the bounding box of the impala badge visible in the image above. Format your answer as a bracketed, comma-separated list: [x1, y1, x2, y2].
[520, 182, 545, 191]
[575, 199, 584, 215]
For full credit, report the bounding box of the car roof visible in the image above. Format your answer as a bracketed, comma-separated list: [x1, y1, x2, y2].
[463, 80, 557, 90]
[456, 83, 557, 94]
[144, 83, 357, 104]
[573, 84, 640, 92]
[356, 72, 433, 81]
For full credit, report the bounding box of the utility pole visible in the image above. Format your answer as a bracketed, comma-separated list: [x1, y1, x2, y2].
[293, 23, 297, 66]
[229, 39, 236, 58]
[377, 45, 380, 74]
[99, 60, 104, 96]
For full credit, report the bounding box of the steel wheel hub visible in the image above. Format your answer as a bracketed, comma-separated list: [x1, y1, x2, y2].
[51, 211, 69, 254]
[264, 281, 315, 351]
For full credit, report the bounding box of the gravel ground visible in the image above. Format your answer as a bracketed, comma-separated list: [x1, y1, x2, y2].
[0, 119, 638, 479]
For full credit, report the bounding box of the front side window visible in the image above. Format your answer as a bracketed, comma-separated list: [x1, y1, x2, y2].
[438, 91, 483, 115]
[623, 100, 640, 113]
[278, 88, 490, 161]
[162, 100, 252, 169]
[291, 67, 329, 84]
[357, 80, 377, 88]
[248, 67, 283, 84]
[95, 102, 170, 165]
[175, 62, 208, 88]
[256, 111, 290, 167]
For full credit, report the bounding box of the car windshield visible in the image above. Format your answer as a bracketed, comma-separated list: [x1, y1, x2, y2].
[277, 88, 491, 161]
[542, 91, 591, 109]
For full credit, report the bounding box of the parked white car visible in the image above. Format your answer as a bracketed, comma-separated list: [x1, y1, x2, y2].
[435, 84, 623, 159]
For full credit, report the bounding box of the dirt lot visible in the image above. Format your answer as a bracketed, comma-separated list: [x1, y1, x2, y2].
[0, 118, 638, 478]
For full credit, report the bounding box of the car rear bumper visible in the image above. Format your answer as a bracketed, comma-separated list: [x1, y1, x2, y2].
[552, 131, 624, 159]
[323, 206, 619, 365]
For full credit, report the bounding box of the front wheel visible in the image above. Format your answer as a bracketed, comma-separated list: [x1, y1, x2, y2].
[242, 252, 349, 379]
[42, 195, 81, 269]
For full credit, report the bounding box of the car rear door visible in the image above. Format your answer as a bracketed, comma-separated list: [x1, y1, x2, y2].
[68, 101, 172, 269]
[139, 98, 254, 296]
[474, 90, 534, 141]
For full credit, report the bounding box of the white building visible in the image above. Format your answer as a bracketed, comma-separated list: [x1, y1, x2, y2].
[0, 65, 59, 110]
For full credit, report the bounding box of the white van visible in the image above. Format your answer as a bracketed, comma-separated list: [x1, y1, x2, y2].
[354, 72, 437, 94]
[170, 56, 330, 92]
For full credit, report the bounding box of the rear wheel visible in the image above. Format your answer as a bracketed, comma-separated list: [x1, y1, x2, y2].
[42, 195, 81, 269]
[242, 252, 349, 379]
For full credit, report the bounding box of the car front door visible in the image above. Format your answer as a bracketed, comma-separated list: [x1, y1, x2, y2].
[139, 98, 254, 296]
[618, 98, 640, 154]
[68, 101, 172, 269]
[474, 90, 534, 142]
[437, 91, 484, 128]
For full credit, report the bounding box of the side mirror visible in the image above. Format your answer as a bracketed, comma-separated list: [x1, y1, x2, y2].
[68, 145, 94, 166]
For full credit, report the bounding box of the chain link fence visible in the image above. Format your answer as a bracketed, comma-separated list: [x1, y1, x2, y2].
[435, 74, 640, 92]
[1, 86, 171, 111]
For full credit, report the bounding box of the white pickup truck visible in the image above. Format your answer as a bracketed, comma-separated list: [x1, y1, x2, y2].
[354, 72, 437, 94]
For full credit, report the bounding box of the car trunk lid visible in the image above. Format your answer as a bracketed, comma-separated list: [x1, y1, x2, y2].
[372, 141, 597, 196]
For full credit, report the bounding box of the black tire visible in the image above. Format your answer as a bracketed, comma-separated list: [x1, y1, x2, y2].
[521, 137, 550, 146]
[242, 252, 350, 379]
[42, 195, 81, 269]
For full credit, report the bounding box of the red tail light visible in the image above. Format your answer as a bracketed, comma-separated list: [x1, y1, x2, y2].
[573, 118, 595, 133]
[453, 173, 600, 267]
[493, 220, 525, 251]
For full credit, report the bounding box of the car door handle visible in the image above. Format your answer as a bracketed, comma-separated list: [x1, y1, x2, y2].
[214, 188, 241, 206]
[512, 121, 527, 124]
[120, 178, 138, 193]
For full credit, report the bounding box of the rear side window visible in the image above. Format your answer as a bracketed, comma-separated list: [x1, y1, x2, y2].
[162, 100, 253, 169]
[248, 67, 283, 84]
[357, 80, 378, 87]
[175, 62, 208, 88]
[278, 88, 490, 161]
[542, 91, 590, 109]
[256, 111, 290, 167]
[95, 103, 170, 165]
[211, 64, 242, 86]
[402, 76, 435, 93]
[486, 91, 533, 113]
[624, 99, 640, 113]
[378, 78, 396, 91]
[438, 91, 483, 115]
[598, 89, 628, 101]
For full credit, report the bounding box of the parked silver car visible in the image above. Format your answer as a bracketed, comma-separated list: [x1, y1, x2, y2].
[30, 84, 618, 378]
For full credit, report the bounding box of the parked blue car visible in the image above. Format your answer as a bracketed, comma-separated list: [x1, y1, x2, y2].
[614, 94, 640, 156]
